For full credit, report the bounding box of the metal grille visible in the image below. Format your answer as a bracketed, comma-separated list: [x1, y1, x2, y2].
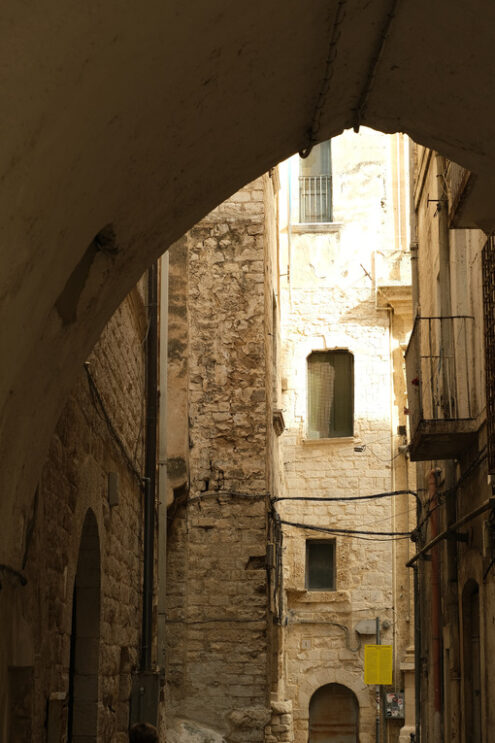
[299, 175, 332, 222]
[482, 236, 495, 473]
[405, 315, 475, 434]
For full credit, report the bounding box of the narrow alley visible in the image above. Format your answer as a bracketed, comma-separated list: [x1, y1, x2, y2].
[1, 5, 495, 743]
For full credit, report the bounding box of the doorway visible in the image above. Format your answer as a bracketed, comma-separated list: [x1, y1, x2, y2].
[67, 509, 101, 742]
[309, 683, 359, 743]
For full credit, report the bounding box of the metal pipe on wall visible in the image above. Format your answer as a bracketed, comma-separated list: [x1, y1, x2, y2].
[428, 469, 443, 741]
[413, 562, 421, 743]
[157, 253, 169, 676]
[409, 142, 419, 316]
[142, 262, 158, 672]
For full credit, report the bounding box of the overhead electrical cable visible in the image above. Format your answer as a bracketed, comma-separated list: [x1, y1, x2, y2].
[272, 489, 418, 504]
[278, 518, 412, 541]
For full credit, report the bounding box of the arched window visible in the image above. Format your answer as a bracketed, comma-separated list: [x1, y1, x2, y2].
[307, 350, 354, 439]
[68, 509, 101, 742]
[309, 683, 359, 742]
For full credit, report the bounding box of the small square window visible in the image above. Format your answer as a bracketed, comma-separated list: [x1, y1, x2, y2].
[306, 540, 336, 590]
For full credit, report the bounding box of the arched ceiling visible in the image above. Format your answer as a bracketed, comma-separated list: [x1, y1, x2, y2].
[1, 0, 495, 562]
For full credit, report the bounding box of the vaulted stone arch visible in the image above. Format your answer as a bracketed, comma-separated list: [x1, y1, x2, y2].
[2, 0, 495, 565]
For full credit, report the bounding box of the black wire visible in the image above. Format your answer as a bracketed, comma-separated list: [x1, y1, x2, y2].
[0, 563, 28, 586]
[413, 447, 489, 542]
[455, 448, 487, 489]
[84, 362, 144, 489]
[483, 555, 495, 582]
[272, 489, 418, 504]
[279, 518, 411, 541]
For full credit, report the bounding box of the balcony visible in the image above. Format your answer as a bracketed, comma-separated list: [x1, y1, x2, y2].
[405, 315, 478, 461]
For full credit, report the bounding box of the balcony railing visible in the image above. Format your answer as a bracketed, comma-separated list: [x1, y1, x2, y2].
[299, 175, 332, 223]
[405, 315, 478, 460]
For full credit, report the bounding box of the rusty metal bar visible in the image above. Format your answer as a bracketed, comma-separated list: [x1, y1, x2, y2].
[406, 497, 495, 567]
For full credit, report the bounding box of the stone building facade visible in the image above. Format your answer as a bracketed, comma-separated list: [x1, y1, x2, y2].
[1, 279, 155, 742]
[406, 146, 495, 743]
[273, 129, 415, 743]
[163, 129, 416, 743]
[164, 173, 282, 743]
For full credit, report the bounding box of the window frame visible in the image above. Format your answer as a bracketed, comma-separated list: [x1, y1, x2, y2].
[306, 349, 354, 440]
[299, 140, 333, 224]
[305, 539, 336, 591]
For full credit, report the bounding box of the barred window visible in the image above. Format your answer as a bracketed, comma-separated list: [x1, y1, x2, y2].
[299, 141, 332, 223]
[307, 350, 353, 439]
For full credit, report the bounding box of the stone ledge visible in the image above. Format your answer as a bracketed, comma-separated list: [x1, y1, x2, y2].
[302, 436, 355, 446]
[285, 589, 351, 604]
[290, 222, 343, 234]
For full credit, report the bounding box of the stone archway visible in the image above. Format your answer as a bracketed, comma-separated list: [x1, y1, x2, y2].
[2, 0, 495, 584]
[67, 509, 101, 742]
[309, 683, 359, 743]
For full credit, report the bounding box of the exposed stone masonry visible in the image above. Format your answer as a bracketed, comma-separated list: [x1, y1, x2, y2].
[5, 284, 149, 742]
[165, 176, 279, 742]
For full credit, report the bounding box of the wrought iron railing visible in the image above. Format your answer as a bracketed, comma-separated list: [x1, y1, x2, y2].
[405, 315, 475, 436]
[299, 175, 332, 223]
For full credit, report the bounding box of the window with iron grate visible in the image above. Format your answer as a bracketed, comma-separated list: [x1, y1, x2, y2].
[299, 141, 332, 223]
[307, 350, 353, 439]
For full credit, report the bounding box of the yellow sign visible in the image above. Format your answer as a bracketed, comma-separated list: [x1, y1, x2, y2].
[364, 644, 393, 685]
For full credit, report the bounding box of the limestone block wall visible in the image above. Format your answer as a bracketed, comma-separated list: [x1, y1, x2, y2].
[277, 290, 397, 743]
[1, 283, 149, 742]
[275, 128, 414, 743]
[412, 146, 495, 743]
[165, 175, 280, 743]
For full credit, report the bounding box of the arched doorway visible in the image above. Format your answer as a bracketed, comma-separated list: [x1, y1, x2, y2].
[462, 579, 482, 743]
[67, 509, 101, 742]
[309, 683, 359, 743]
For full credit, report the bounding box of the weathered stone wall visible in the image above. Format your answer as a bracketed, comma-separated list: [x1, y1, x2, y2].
[165, 175, 279, 742]
[276, 129, 415, 743]
[1, 283, 149, 742]
[412, 145, 495, 743]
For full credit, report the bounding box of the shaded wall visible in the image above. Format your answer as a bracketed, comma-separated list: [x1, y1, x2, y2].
[1, 283, 149, 742]
[165, 175, 280, 742]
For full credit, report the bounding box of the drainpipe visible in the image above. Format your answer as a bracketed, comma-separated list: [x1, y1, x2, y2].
[436, 153, 451, 318]
[157, 253, 169, 675]
[434, 159, 461, 739]
[413, 561, 421, 743]
[287, 160, 293, 307]
[409, 142, 419, 316]
[142, 262, 158, 671]
[428, 469, 443, 741]
[375, 616, 381, 743]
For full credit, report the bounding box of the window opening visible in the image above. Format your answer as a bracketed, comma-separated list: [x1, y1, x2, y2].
[307, 350, 353, 438]
[299, 141, 332, 223]
[306, 540, 336, 590]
